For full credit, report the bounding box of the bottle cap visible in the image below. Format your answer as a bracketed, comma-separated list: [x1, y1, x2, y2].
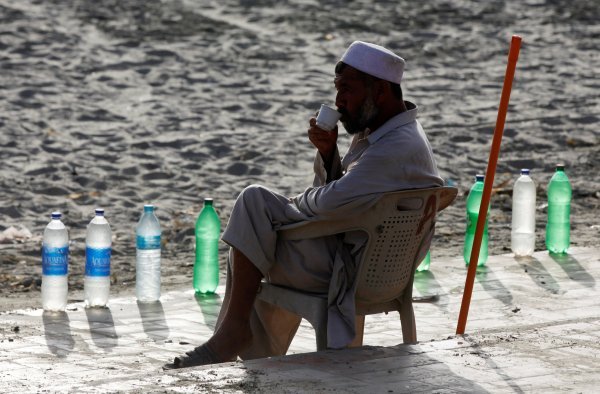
[51, 211, 62, 220]
[521, 169, 530, 175]
[144, 204, 154, 212]
[95, 208, 104, 216]
[556, 164, 565, 171]
[475, 174, 484, 182]
[204, 198, 213, 205]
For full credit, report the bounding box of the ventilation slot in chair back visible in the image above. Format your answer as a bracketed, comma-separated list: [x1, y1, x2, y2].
[358, 210, 423, 303]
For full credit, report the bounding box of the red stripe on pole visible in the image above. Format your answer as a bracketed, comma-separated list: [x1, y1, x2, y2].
[456, 35, 522, 335]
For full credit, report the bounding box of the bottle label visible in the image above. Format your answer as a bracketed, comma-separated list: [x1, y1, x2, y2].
[42, 246, 69, 275]
[85, 247, 111, 276]
[137, 235, 161, 250]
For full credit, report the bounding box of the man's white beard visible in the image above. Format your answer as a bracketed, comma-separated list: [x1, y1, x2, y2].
[342, 94, 379, 135]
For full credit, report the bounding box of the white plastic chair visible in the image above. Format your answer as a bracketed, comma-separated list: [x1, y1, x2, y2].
[257, 186, 457, 350]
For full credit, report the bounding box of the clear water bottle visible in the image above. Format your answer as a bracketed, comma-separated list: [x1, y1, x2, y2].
[84, 208, 112, 307]
[136, 204, 162, 302]
[511, 169, 536, 256]
[416, 251, 431, 272]
[546, 164, 572, 254]
[463, 174, 488, 266]
[41, 212, 69, 311]
[193, 198, 221, 294]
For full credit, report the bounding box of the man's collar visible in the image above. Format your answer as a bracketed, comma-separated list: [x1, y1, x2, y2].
[366, 101, 418, 144]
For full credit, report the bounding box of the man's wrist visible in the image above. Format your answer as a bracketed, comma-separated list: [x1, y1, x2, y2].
[320, 148, 335, 165]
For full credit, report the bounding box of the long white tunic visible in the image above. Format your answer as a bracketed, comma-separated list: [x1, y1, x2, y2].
[222, 101, 443, 349]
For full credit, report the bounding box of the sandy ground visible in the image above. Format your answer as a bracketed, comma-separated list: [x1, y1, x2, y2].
[0, 0, 598, 311]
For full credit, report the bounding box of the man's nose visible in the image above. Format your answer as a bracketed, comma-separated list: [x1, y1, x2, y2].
[335, 96, 344, 112]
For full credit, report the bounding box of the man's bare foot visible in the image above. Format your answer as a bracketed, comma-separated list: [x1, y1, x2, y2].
[164, 321, 252, 370]
[206, 319, 253, 362]
[163, 343, 221, 369]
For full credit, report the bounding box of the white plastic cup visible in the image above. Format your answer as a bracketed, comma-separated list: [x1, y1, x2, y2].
[315, 104, 341, 131]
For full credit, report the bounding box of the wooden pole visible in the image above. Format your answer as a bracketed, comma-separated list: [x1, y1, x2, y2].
[456, 35, 522, 335]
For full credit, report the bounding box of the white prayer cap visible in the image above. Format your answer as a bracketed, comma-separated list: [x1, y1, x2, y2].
[340, 41, 405, 84]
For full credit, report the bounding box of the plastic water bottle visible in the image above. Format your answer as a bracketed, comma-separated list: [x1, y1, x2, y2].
[41, 212, 69, 311]
[193, 198, 221, 294]
[84, 208, 112, 307]
[136, 204, 162, 302]
[511, 169, 537, 256]
[546, 164, 572, 254]
[463, 174, 488, 266]
[416, 251, 431, 272]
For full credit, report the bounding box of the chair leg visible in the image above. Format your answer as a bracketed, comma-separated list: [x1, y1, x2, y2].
[347, 315, 365, 348]
[314, 321, 328, 351]
[399, 303, 417, 344]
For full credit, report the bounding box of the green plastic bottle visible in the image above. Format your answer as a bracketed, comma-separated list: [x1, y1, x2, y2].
[416, 251, 431, 272]
[545, 164, 571, 254]
[463, 174, 488, 266]
[193, 198, 221, 294]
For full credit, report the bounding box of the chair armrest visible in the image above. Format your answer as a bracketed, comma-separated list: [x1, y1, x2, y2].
[279, 186, 458, 241]
[279, 219, 366, 241]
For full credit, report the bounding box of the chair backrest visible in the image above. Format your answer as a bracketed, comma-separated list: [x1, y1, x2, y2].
[354, 187, 457, 304]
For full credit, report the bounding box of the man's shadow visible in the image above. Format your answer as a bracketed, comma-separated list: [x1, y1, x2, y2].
[137, 301, 170, 342]
[85, 307, 118, 351]
[42, 311, 75, 357]
[233, 343, 491, 393]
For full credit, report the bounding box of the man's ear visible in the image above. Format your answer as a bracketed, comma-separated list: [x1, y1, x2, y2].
[373, 80, 390, 106]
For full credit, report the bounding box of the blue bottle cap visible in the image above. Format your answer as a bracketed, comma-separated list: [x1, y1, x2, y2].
[95, 208, 104, 216]
[144, 204, 154, 212]
[521, 169, 530, 175]
[475, 174, 484, 182]
[51, 211, 61, 220]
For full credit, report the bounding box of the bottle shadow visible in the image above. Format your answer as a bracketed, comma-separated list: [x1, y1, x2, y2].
[413, 270, 447, 311]
[514, 256, 561, 294]
[85, 307, 118, 351]
[137, 300, 170, 342]
[549, 253, 595, 288]
[42, 310, 75, 358]
[194, 292, 223, 331]
[474, 265, 514, 306]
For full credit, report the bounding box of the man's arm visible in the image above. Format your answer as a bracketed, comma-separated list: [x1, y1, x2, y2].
[295, 121, 444, 220]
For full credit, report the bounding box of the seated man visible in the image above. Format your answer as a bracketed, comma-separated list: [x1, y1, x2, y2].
[165, 41, 443, 369]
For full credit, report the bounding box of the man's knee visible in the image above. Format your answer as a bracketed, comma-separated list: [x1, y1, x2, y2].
[238, 184, 266, 202]
[236, 184, 275, 212]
